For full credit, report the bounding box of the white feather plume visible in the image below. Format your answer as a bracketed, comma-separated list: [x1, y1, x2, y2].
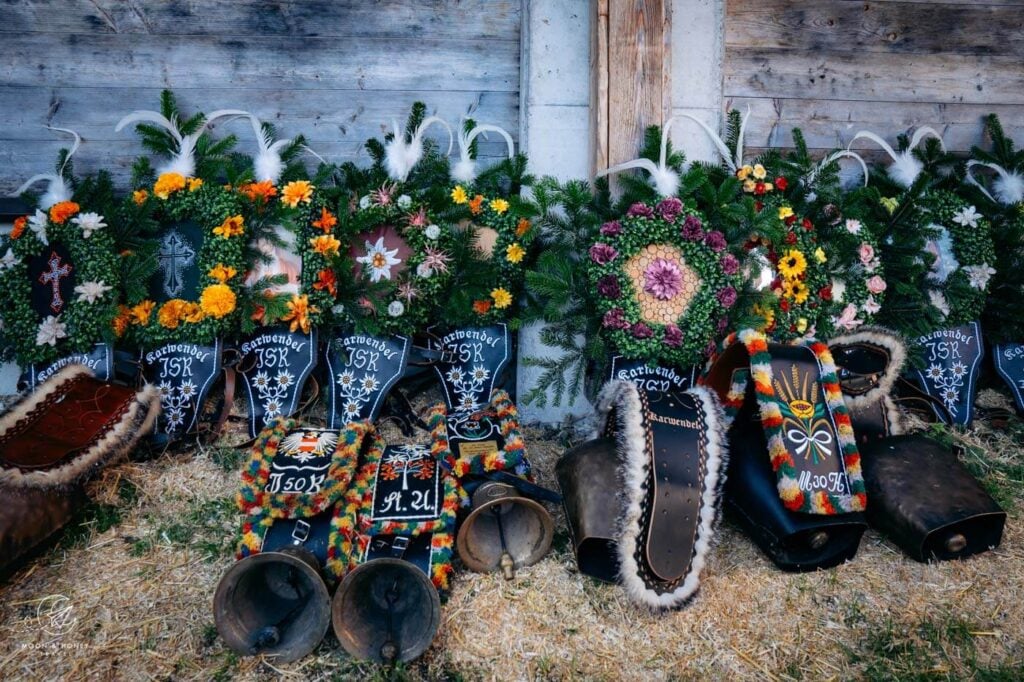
[850, 127, 944, 188]
[966, 160, 1024, 206]
[14, 126, 81, 209]
[676, 107, 751, 173]
[384, 116, 454, 182]
[115, 108, 248, 177]
[805, 149, 870, 189]
[224, 111, 292, 183]
[452, 122, 515, 184]
[595, 116, 683, 197]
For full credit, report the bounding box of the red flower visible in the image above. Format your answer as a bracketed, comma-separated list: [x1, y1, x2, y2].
[784, 214, 797, 226]
[313, 268, 337, 297]
[754, 182, 767, 196]
[775, 177, 789, 191]
[780, 299, 791, 312]
[785, 231, 798, 245]
[754, 201, 764, 212]
[819, 285, 833, 301]
[802, 218, 813, 231]
[473, 299, 492, 314]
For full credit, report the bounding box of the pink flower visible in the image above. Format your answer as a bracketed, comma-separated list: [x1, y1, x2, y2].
[717, 316, 729, 333]
[627, 203, 654, 218]
[704, 230, 727, 252]
[862, 295, 881, 315]
[422, 246, 451, 274]
[589, 243, 618, 265]
[720, 253, 740, 275]
[681, 215, 704, 241]
[656, 197, 684, 223]
[866, 275, 887, 295]
[845, 219, 862, 234]
[597, 275, 621, 299]
[643, 258, 683, 300]
[631, 322, 654, 339]
[835, 303, 863, 331]
[663, 324, 683, 347]
[602, 308, 629, 330]
[717, 286, 738, 308]
[600, 220, 622, 237]
[858, 243, 875, 266]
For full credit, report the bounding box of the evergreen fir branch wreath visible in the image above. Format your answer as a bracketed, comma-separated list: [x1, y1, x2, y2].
[119, 177, 248, 348]
[1, 199, 120, 367]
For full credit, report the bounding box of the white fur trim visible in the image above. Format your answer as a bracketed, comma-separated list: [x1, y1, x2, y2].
[827, 326, 907, 436]
[595, 380, 728, 609]
[0, 366, 160, 488]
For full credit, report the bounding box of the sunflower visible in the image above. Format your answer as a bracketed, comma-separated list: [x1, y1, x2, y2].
[312, 207, 338, 233]
[213, 215, 245, 238]
[777, 249, 807, 280]
[451, 185, 468, 204]
[753, 303, 775, 330]
[281, 294, 319, 334]
[49, 201, 80, 224]
[783, 279, 810, 304]
[490, 287, 512, 309]
[153, 173, 186, 199]
[199, 284, 237, 318]
[281, 180, 314, 208]
[505, 243, 525, 264]
[208, 263, 237, 283]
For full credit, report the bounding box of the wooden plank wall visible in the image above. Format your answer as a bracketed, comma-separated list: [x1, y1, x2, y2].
[0, 0, 522, 193]
[724, 0, 1024, 157]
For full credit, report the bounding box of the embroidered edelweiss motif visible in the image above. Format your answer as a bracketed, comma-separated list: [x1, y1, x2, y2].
[356, 236, 401, 282]
[251, 369, 295, 424]
[334, 370, 383, 421]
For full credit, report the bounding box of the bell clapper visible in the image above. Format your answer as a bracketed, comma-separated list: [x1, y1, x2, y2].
[248, 566, 310, 654]
[491, 505, 516, 580]
[380, 576, 402, 665]
[945, 533, 968, 554]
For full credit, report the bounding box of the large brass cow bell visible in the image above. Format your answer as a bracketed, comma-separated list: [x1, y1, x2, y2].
[456, 481, 554, 579]
[213, 548, 331, 663]
[331, 557, 441, 664]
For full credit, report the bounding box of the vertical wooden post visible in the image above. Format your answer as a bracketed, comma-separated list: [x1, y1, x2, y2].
[591, 0, 671, 176]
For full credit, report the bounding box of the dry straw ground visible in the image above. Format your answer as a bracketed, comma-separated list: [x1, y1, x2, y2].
[0, 387, 1021, 681]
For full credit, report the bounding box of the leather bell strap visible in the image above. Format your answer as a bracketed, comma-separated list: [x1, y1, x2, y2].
[234, 419, 381, 566]
[22, 343, 114, 392]
[595, 380, 727, 609]
[993, 343, 1024, 415]
[827, 327, 909, 443]
[326, 412, 461, 593]
[238, 328, 319, 439]
[142, 339, 224, 439]
[323, 332, 411, 428]
[430, 324, 512, 413]
[703, 329, 867, 515]
[908, 322, 984, 427]
[0, 364, 160, 488]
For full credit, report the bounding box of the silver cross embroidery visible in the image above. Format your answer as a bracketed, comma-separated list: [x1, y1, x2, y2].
[38, 250, 73, 313]
[158, 230, 197, 297]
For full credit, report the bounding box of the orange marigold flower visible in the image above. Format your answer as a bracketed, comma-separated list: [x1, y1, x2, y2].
[158, 299, 190, 329]
[312, 268, 337, 297]
[468, 194, 484, 216]
[472, 299, 492, 315]
[130, 300, 155, 326]
[515, 217, 531, 237]
[49, 201, 80, 224]
[182, 302, 204, 324]
[309, 234, 341, 256]
[213, 214, 245, 238]
[132, 190, 149, 205]
[208, 263, 238, 283]
[281, 180, 314, 208]
[112, 305, 131, 337]
[312, 207, 338, 233]
[199, 284, 237, 318]
[11, 216, 26, 239]
[153, 172, 186, 199]
[281, 294, 319, 334]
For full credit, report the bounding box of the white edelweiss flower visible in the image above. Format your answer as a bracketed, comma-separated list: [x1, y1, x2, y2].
[71, 212, 107, 238]
[416, 263, 434, 279]
[425, 224, 441, 240]
[35, 315, 67, 346]
[0, 249, 16, 270]
[28, 209, 49, 246]
[951, 361, 967, 379]
[397, 194, 412, 208]
[928, 289, 951, 317]
[356, 237, 402, 282]
[844, 219, 862, 235]
[952, 205, 980, 228]
[387, 300, 405, 317]
[359, 195, 371, 209]
[963, 263, 996, 290]
[74, 280, 112, 304]
[446, 368, 463, 384]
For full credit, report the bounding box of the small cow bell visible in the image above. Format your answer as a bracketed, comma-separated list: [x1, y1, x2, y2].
[331, 557, 441, 664]
[213, 548, 331, 664]
[456, 481, 554, 579]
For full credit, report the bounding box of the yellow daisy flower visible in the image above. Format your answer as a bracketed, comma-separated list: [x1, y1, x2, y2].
[281, 180, 314, 208]
[778, 206, 794, 220]
[491, 287, 513, 309]
[777, 249, 807, 280]
[451, 186, 468, 204]
[490, 198, 510, 214]
[505, 243, 525, 264]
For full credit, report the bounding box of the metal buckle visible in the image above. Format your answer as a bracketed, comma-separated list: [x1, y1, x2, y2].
[389, 536, 410, 559]
[291, 519, 311, 545]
